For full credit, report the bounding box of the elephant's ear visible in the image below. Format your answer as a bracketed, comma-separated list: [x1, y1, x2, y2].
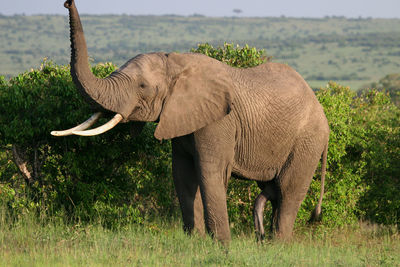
[154, 53, 235, 140]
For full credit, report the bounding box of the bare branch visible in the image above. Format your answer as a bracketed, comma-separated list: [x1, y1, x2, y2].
[11, 145, 34, 185]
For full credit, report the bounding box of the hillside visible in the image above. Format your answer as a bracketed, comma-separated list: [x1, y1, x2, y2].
[1, 14, 400, 89]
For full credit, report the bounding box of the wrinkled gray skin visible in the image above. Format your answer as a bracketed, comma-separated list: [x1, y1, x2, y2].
[63, 0, 329, 245]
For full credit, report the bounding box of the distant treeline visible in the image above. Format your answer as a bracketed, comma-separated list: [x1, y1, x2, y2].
[1, 15, 400, 88]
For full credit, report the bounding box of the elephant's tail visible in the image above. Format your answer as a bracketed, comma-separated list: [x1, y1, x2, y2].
[309, 142, 328, 223]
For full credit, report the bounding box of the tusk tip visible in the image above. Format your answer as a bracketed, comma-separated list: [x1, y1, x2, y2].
[51, 131, 68, 136]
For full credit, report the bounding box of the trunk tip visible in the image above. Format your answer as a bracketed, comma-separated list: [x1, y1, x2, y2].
[64, 0, 74, 9]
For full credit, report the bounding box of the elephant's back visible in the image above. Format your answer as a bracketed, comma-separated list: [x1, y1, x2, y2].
[232, 62, 312, 96]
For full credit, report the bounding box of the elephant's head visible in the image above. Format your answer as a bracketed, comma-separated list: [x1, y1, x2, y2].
[52, 0, 235, 140]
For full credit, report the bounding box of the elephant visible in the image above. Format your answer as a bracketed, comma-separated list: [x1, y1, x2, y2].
[52, 0, 329, 245]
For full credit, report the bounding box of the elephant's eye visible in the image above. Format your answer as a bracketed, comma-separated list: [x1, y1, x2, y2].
[140, 83, 146, 89]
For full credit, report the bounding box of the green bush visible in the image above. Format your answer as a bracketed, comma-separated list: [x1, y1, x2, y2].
[359, 73, 400, 106]
[311, 83, 399, 227]
[1, 44, 399, 233]
[310, 83, 364, 226]
[352, 90, 400, 225]
[191, 42, 268, 68]
[0, 61, 174, 228]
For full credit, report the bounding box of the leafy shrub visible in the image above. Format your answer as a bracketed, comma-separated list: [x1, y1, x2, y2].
[1, 44, 399, 233]
[352, 90, 400, 225]
[191, 42, 268, 68]
[310, 83, 399, 227]
[0, 61, 174, 227]
[309, 83, 364, 226]
[359, 73, 400, 106]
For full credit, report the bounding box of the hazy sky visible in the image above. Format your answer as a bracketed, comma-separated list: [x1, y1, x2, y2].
[2, 0, 400, 18]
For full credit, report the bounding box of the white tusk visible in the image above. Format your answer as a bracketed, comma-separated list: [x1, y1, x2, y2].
[51, 112, 102, 136]
[71, 114, 123, 136]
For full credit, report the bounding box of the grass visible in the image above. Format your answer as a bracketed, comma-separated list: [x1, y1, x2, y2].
[1, 210, 399, 267]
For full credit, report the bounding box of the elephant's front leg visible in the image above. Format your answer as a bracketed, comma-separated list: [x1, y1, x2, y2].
[196, 159, 232, 245]
[172, 140, 205, 236]
[190, 118, 235, 245]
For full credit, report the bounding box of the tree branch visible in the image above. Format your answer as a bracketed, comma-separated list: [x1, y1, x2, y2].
[11, 145, 34, 185]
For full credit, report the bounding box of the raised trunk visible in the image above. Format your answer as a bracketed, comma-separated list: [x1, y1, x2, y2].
[65, 0, 132, 117]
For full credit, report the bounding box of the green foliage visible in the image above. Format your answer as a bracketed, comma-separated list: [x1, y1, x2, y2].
[312, 83, 400, 226]
[0, 60, 175, 228]
[191, 43, 268, 67]
[359, 73, 400, 105]
[352, 90, 400, 225]
[310, 83, 364, 226]
[1, 44, 399, 234]
[0, 75, 5, 86]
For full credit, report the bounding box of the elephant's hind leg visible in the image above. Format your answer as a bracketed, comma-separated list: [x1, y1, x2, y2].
[273, 146, 322, 240]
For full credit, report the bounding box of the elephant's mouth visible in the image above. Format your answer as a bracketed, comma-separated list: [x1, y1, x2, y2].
[51, 112, 123, 136]
[154, 93, 169, 123]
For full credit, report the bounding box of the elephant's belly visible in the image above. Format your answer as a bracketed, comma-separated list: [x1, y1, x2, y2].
[231, 130, 294, 182]
[231, 145, 287, 182]
[231, 163, 278, 182]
